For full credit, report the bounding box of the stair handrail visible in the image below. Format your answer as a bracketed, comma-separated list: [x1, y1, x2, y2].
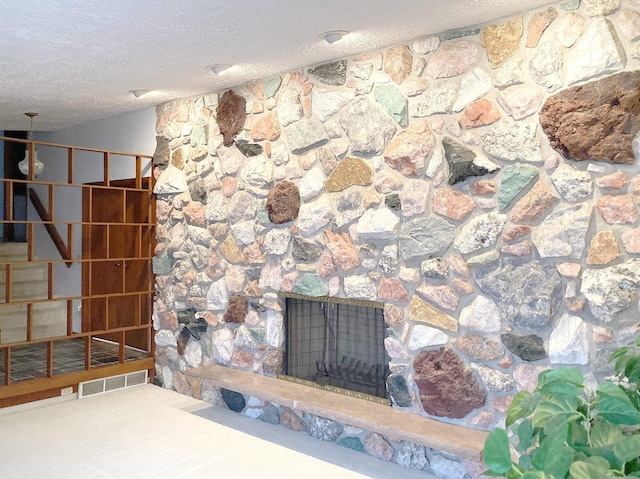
[27, 188, 73, 268]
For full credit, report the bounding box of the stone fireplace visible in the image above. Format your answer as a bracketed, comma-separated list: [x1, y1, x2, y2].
[152, 0, 640, 465]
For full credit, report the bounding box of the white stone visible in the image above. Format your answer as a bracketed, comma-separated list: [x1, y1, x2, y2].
[205, 191, 228, 222]
[323, 119, 343, 139]
[344, 275, 377, 300]
[550, 163, 593, 202]
[413, 36, 440, 54]
[297, 196, 335, 236]
[566, 18, 625, 86]
[265, 310, 284, 348]
[183, 340, 202, 368]
[356, 208, 400, 240]
[161, 366, 174, 390]
[259, 258, 282, 291]
[212, 328, 235, 363]
[230, 221, 257, 245]
[410, 81, 459, 117]
[298, 165, 326, 201]
[583, 0, 621, 16]
[242, 155, 273, 190]
[529, 42, 564, 92]
[466, 250, 500, 265]
[587, 163, 606, 173]
[400, 179, 430, 217]
[277, 89, 304, 127]
[565, 281, 577, 299]
[554, 12, 585, 48]
[454, 212, 507, 254]
[312, 87, 355, 122]
[481, 121, 542, 163]
[549, 314, 590, 365]
[263, 228, 291, 255]
[217, 144, 245, 175]
[426, 147, 443, 178]
[153, 165, 188, 195]
[452, 68, 492, 112]
[384, 337, 410, 359]
[207, 278, 229, 311]
[459, 295, 502, 333]
[532, 203, 593, 259]
[408, 325, 449, 350]
[494, 58, 524, 88]
[497, 85, 544, 120]
[471, 364, 515, 392]
[634, 131, 640, 162]
[270, 142, 289, 166]
[429, 455, 468, 479]
[349, 63, 374, 80]
[155, 329, 177, 347]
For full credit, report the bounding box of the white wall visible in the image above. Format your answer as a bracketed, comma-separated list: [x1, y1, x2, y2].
[32, 107, 157, 331]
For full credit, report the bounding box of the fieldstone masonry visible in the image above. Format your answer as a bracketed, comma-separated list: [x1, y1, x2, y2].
[153, 0, 640, 476]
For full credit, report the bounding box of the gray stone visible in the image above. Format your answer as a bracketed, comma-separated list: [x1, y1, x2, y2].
[429, 454, 469, 479]
[566, 18, 625, 86]
[340, 98, 397, 155]
[291, 237, 324, 262]
[259, 403, 280, 424]
[385, 194, 401, 211]
[425, 40, 479, 78]
[529, 42, 564, 92]
[153, 253, 173, 275]
[263, 228, 291, 255]
[387, 374, 413, 407]
[549, 314, 590, 365]
[412, 36, 440, 54]
[396, 443, 430, 470]
[409, 81, 459, 117]
[471, 364, 515, 392]
[443, 137, 500, 186]
[454, 212, 507, 254]
[241, 155, 273, 190]
[153, 165, 188, 195]
[399, 217, 456, 262]
[306, 415, 344, 441]
[501, 333, 547, 361]
[379, 245, 399, 274]
[220, 388, 245, 412]
[498, 164, 539, 211]
[531, 203, 592, 259]
[374, 84, 408, 127]
[235, 141, 263, 158]
[475, 260, 561, 329]
[550, 164, 593, 202]
[284, 118, 329, 153]
[583, 0, 621, 16]
[481, 121, 542, 163]
[581, 259, 640, 322]
[443, 27, 481, 41]
[561, 0, 581, 10]
[293, 273, 328, 297]
[189, 178, 207, 204]
[309, 60, 348, 86]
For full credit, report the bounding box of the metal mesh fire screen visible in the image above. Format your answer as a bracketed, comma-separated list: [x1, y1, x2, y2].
[283, 294, 390, 400]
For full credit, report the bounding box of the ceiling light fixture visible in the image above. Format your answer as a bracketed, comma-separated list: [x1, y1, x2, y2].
[130, 89, 151, 98]
[18, 112, 44, 178]
[211, 64, 231, 75]
[321, 30, 349, 44]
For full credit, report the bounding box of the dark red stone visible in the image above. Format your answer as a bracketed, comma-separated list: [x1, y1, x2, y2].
[265, 181, 300, 224]
[540, 71, 640, 165]
[223, 295, 248, 324]
[216, 90, 247, 146]
[413, 347, 486, 419]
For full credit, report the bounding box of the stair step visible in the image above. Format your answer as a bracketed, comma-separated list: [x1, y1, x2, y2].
[0, 280, 49, 301]
[0, 263, 48, 283]
[0, 242, 28, 261]
[0, 306, 67, 344]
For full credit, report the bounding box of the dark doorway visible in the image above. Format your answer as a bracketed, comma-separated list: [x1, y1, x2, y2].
[2, 131, 27, 242]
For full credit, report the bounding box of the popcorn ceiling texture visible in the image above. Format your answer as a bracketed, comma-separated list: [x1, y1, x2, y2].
[153, 0, 640, 448]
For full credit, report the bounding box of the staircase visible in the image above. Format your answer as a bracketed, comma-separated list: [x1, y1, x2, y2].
[0, 242, 67, 344]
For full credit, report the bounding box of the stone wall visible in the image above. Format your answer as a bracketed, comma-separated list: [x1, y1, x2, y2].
[152, 0, 640, 431]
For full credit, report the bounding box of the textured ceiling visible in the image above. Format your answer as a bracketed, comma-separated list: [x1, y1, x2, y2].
[0, 0, 554, 131]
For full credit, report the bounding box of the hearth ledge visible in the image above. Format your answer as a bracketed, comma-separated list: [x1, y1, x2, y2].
[185, 364, 487, 460]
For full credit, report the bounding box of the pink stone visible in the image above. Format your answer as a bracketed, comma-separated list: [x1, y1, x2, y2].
[156, 200, 172, 223]
[252, 102, 264, 114]
[250, 82, 265, 100]
[374, 169, 404, 193]
[593, 325, 615, 344]
[222, 176, 237, 197]
[501, 240, 533, 256]
[430, 117, 446, 135]
[159, 311, 178, 330]
[461, 99, 501, 129]
[402, 78, 430, 97]
[251, 111, 280, 141]
[525, 7, 558, 48]
[510, 180, 560, 224]
[587, 231, 620, 265]
[513, 364, 547, 392]
[432, 188, 475, 220]
[502, 225, 532, 242]
[597, 194, 638, 224]
[384, 303, 405, 328]
[364, 433, 394, 461]
[290, 71, 308, 85]
[383, 44, 413, 85]
[243, 244, 266, 264]
[204, 312, 219, 327]
[634, 176, 640, 200]
[281, 272, 298, 292]
[470, 410, 497, 428]
[453, 334, 503, 360]
[362, 188, 382, 209]
[619, 8, 640, 41]
[231, 350, 253, 369]
[554, 12, 585, 48]
[280, 407, 307, 431]
[621, 227, 640, 254]
[400, 179, 430, 217]
[183, 202, 206, 227]
[451, 278, 475, 296]
[317, 251, 336, 278]
[472, 180, 497, 195]
[426, 41, 480, 78]
[556, 262, 581, 278]
[491, 396, 513, 413]
[497, 85, 544, 120]
[595, 172, 631, 189]
[499, 356, 514, 369]
[377, 277, 409, 302]
[172, 372, 193, 397]
[449, 254, 471, 277]
[416, 282, 459, 311]
[324, 230, 359, 271]
[383, 120, 435, 176]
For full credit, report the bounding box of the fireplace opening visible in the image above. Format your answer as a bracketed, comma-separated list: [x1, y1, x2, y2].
[282, 294, 390, 401]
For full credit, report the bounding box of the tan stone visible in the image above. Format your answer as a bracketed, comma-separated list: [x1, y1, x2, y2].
[383, 120, 435, 176]
[220, 235, 244, 263]
[557, 262, 581, 278]
[597, 194, 639, 224]
[383, 44, 413, 85]
[250, 111, 280, 141]
[451, 278, 475, 296]
[432, 188, 475, 220]
[525, 7, 558, 48]
[481, 16, 524, 68]
[593, 325, 615, 344]
[461, 99, 501, 128]
[448, 254, 471, 277]
[587, 231, 620, 264]
[621, 227, 640, 254]
[408, 295, 458, 331]
[595, 172, 631, 189]
[510, 180, 560, 223]
[325, 157, 373, 192]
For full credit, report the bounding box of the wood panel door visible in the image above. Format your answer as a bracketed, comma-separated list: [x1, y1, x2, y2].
[82, 179, 152, 351]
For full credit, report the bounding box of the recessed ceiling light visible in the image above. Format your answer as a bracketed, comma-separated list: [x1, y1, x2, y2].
[130, 89, 151, 98]
[321, 30, 349, 44]
[211, 64, 232, 75]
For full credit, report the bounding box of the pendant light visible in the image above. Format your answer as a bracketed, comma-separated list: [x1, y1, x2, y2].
[18, 112, 45, 177]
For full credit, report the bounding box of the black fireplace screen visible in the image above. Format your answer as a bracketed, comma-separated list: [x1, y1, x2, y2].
[284, 295, 390, 399]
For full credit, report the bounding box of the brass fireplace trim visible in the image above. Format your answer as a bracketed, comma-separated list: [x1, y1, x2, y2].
[277, 291, 384, 309]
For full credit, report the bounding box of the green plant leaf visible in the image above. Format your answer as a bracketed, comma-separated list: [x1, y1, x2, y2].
[569, 457, 614, 479]
[520, 472, 549, 479]
[507, 390, 536, 427]
[591, 419, 624, 448]
[531, 425, 573, 479]
[484, 428, 513, 475]
[614, 435, 640, 463]
[537, 368, 583, 398]
[532, 395, 581, 432]
[516, 419, 535, 453]
[598, 382, 640, 426]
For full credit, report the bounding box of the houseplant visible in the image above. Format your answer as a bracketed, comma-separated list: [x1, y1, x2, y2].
[483, 336, 640, 478]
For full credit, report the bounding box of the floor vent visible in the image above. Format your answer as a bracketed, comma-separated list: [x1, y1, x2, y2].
[78, 370, 148, 399]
